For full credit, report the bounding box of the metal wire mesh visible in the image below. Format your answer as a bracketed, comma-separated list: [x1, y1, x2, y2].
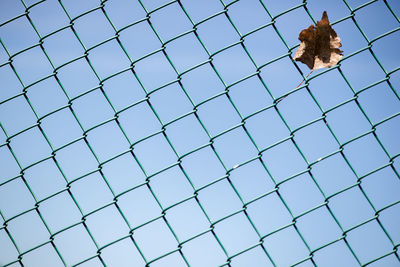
[0, 0, 399, 266]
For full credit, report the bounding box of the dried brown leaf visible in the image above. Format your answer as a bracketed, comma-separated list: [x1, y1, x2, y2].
[293, 11, 343, 70]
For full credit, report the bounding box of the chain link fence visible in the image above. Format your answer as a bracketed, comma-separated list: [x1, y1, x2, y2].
[0, 0, 399, 266]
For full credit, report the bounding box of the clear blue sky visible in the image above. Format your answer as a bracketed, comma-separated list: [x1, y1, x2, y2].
[0, 0, 399, 266]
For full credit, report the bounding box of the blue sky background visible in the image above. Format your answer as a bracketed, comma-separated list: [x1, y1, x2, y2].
[0, 0, 400, 266]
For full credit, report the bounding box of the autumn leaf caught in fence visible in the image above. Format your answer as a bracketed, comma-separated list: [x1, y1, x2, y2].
[294, 11, 343, 70]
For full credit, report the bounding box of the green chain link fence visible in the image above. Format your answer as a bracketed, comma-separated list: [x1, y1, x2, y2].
[0, 0, 399, 266]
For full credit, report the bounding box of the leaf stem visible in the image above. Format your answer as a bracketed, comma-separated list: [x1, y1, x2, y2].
[276, 70, 313, 104]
